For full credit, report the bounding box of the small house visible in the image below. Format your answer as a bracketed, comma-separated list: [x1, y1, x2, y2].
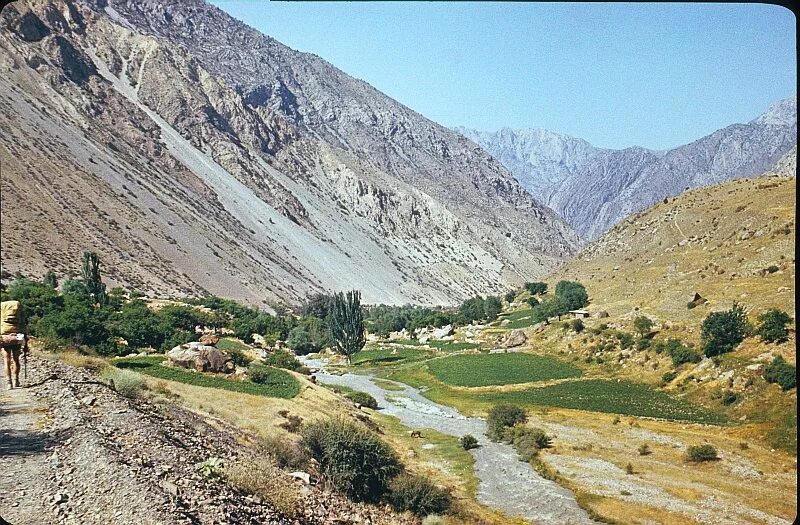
[569, 309, 590, 319]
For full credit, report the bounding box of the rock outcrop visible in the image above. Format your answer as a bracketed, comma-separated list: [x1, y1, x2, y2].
[0, 0, 578, 306]
[167, 342, 233, 373]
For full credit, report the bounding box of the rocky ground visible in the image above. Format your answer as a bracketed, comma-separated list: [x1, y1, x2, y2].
[0, 356, 411, 525]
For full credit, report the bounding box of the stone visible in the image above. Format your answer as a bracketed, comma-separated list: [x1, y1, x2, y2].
[503, 329, 527, 348]
[289, 471, 312, 484]
[198, 333, 220, 346]
[166, 342, 233, 373]
[432, 324, 454, 339]
[500, 319, 511, 326]
[418, 335, 430, 344]
[80, 395, 96, 406]
[594, 311, 610, 319]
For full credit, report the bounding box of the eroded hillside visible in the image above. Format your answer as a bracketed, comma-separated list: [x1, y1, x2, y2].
[0, 0, 577, 306]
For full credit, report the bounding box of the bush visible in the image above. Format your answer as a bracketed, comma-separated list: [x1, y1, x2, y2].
[625, 463, 635, 474]
[502, 426, 551, 462]
[616, 332, 634, 350]
[504, 291, 516, 303]
[286, 326, 318, 355]
[261, 434, 309, 469]
[686, 444, 718, 462]
[571, 319, 585, 333]
[638, 443, 651, 456]
[460, 434, 479, 450]
[763, 356, 796, 391]
[227, 347, 253, 367]
[102, 368, 145, 398]
[701, 304, 751, 357]
[669, 343, 702, 366]
[486, 404, 527, 441]
[757, 309, 792, 344]
[721, 391, 739, 405]
[248, 364, 292, 385]
[526, 297, 540, 309]
[387, 474, 452, 516]
[302, 418, 401, 502]
[633, 316, 654, 337]
[263, 349, 306, 372]
[345, 391, 378, 409]
[661, 371, 677, 384]
[636, 338, 651, 351]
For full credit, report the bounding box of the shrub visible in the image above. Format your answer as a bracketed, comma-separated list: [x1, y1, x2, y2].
[701, 304, 751, 357]
[633, 316, 654, 337]
[625, 463, 635, 474]
[225, 456, 300, 517]
[766, 265, 779, 273]
[102, 368, 144, 398]
[616, 332, 634, 350]
[345, 391, 378, 409]
[486, 404, 527, 441]
[302, 418, 401, 502]
[504, 291, 517, 303]
[686, 444, 718, 462]
[526, 297, 540, 309]
[636, 338, 651, 351]
[669, 343, 702, 366]
[763, 356, 796, 391]
[387, 474, 452, 516]
[661, 371, 677, 384]
[637, 443, 651, 456]
[757, 309, 792, 344]
[227, 347, 252, 367]
[286, 326, 318, 355]
[195, 457, 224, 478]
[571, 319, 585, 333]
[721, 391, 739, 405]
[687, 301, 697, 310]
[460, 434, 479, 450]
[263, 349, 306, 372]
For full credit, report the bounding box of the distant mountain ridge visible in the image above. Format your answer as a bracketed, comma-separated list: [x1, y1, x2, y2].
[457, 96, 797, 240]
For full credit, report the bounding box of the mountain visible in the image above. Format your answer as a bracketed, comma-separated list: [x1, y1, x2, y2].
[457, 96, 797, 240]
[0, 0, 578, 307]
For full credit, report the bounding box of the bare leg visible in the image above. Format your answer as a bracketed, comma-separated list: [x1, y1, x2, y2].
[11, 349, 21, 388]
[2, 349, 12, 389]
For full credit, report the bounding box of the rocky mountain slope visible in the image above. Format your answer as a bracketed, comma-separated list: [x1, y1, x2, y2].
[0, 0, 578, 307]
[458, 97, 796, 240]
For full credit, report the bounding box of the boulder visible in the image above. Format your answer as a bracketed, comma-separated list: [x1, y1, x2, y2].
[594, 311, 610, 319]
[500, 319, 511, 326]
[166, 342, 233, 373]
[503, 329, 527, 348]
[432, 324, 454, 339]
[199, 333, 220, 346]
[418, 335, 430, 344]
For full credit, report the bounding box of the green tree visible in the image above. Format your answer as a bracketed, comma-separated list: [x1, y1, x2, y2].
[504, 290, 516, 303]
[524, 282, 547, 295]
[483, 296, 502, 322]
[286, 326, 317, 355]
[457, 296, 486, 325]
[554, 281, 588, 310]
[81, 251, 107, 306]
[763, 356, 796, 391]
[43, 270, 58, 289]
[329, 290, 366, 364]
[526, 296, 540, 309]
[633, 316, 654, 338]
[701, 303, 751, 357]
[757, 309, 792, 344]
[6, 278, 62, 334]
[300, 292, 334, 319]
[109, 299, 164, 349]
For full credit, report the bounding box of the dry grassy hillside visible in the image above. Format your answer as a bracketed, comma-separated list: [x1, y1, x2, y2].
[555, 173, 795, 325]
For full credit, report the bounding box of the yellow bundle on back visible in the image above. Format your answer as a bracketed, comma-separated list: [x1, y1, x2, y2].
[1, 300, 24, 335]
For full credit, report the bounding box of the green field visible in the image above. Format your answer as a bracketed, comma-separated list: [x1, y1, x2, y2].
[427, 340, 480, 352]
[479, 379, 727, 424]
[426, 353, 582, 387]
[351, 347, 432, 366]
[114, 356, 300, 398]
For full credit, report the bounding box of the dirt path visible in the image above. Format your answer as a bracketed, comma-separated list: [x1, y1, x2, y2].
[302, 357, 595, 524]
[0, 356, 405, 525]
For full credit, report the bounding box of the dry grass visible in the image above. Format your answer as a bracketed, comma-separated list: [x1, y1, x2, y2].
[529, 408, 797, 524]
[224, 456, 301, 517]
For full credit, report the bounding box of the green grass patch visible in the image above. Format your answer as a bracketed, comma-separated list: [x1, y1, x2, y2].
[427, 340, 480, 352]
[351, 347, 432, 366]
[479, 379, 727, 424]
[216, 337, 252, 353]
[426, 353, 582, 387]
[114, 356, 299, 399]
[373, 379, 406, 391]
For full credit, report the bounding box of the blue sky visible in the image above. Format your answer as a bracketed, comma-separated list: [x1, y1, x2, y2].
[210, 2, 796, 150]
